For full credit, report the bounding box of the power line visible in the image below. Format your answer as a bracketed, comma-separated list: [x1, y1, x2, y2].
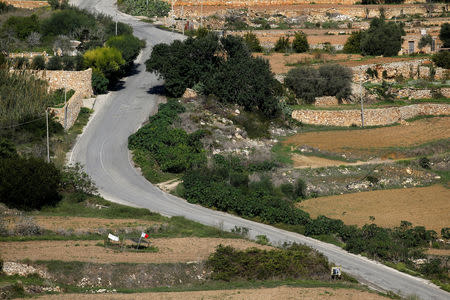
[0, 115, 45, 130]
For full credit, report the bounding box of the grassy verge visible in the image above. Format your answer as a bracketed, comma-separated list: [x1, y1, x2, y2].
[7, 195, 239, 240]
[53, 107, 93, 168]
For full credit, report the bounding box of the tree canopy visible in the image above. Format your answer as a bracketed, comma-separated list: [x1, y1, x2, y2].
[360, 18, 405, 57]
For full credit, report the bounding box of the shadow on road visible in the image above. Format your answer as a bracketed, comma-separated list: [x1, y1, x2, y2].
[147, 85, 166, 96]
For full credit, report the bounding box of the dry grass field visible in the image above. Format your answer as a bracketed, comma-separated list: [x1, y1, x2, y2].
[283, 117, 450, 158]
[298, 185, 450, 233]
[0, 237, 271, 264]
[37, 286, 389, 300]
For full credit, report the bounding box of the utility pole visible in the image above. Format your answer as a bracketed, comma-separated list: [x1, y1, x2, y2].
[360, 78, 365, 128]
[200, 0, 203, 28]
[115, 13, 118, 36]
[64, 88, 67, 129]
[46, 109, 50, 163]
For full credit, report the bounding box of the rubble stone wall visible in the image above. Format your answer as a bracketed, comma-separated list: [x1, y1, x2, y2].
[292, 103, 449, 126]
[49, 91, 84, 129]
[351, 60, 448, 83]
[29, 68, 93, 99]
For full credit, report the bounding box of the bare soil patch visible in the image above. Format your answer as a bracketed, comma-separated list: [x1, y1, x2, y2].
[426, 249, 450, 256]
[37, 286, 388, 300]
[291, 153, 390, 168]
[2, 216, 161, 232]
[298, 185, 450, 233]
[0, 238, 271, 264]
[254, 53, 361, 74]
[283, 117, 450, 158]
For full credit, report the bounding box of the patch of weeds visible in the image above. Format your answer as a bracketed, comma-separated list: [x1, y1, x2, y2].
[131, 149, 178, 184]
[255, 235, 270, 245]
[384, 262, 421, 277]
[230, 111, 270, 139]
[272, 143, 293, 165]
[311, 234, 345, 248]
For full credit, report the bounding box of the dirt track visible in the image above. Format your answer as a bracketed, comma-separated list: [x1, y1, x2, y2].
[283, 117, 450, 157]
[298, 185, 450, 233]
[0, 238, 271, 264]
[37, 286, 388, 300]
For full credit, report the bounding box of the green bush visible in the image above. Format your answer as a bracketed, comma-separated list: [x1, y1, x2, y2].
[106, 34, 145, 67]
[418, 157, 431, 169]
[274, 36, 291, 53]
[441, 228, 450, 239]
[83, 47, 125, 82]
[118, 0, 171, 17]
[292, 31, 309, 53]
[46, 56, 62, 70]
[2, 14, 39, 40]
[439, 23, 450, 48]
[0, 138, 17, 159]
[243, 32, 263, 52]
[294, 178, 307, 199]
[0, 157, 61, 210]
[48, 0, 68, 10]
[432, 51, 450, 69]
[146, 34, 221, 97]
[41, 8, 96, 37]
[343, 31, 363, 54]
[207, 244, 329, 281]
[128, 100, 206, 174]
[360, 17, 405, 57]
[31, 55, 45, 70]
[91, 69, 109, 95]
[285, 64, 352, 103]
[0, 1, 15, 13]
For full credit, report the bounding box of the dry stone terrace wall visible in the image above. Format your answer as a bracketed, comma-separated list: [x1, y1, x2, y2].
[24, 69, 93, 129]
[351, 60, 449, 83]
[173, 3, 443, 20]
[3, 0, 49, 9]
[291, 103, 450, 126]
[174, 0, 427, 6]
[29, 68, 93, 99]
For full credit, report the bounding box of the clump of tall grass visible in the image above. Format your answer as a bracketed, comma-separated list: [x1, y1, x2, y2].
[0, 68, 51, 128]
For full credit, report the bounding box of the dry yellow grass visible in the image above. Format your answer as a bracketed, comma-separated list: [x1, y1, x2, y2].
[36, 286, 389, 300]
[298, 185, 450, 233]
[0, 238, 271, 264]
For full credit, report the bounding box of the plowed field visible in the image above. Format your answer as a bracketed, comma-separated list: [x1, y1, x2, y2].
[298, 185, 450, 233]
[37, 286, 388, 299]
[0, 238, 271, 264]
[283, 117, 450, 158]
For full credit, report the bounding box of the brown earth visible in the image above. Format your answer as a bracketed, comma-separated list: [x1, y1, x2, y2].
[254, 53, 361, 74]
[0, 238, 271, 264]
[37, 286, 389, 300]
[291, 153, 389, 168]
[298, 185, 450, 233]
[255, 52, 425, 74]
[282, 117, 450, 157]
[33, 217, 160, 232]
[426, 249, 450, 256]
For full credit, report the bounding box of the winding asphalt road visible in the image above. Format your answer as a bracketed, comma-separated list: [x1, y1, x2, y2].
[69, 1, 449, 299]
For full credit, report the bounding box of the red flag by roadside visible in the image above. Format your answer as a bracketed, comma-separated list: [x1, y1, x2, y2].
[141, 232, 149, 239]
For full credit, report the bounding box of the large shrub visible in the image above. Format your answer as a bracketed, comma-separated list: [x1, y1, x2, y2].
[284, 64, 352, 103]
[243, 32, 263, 52]
[118, 0, 170, 17]
[83, 47, 125, 81]
[432, 51, 450, 69]
[46, 56, 62, 70]
[106, 34, 145, 67]
[40, 8, 95, 37]
[128, 100, 206, 174]
[343, 31, 363, 54]
[146, 34, 221, 97]
[207, 244, 329, 281]
[292, 31, 309, 53]
[360, 18, 405, 57]
[439, 23, 450, 48]
[31, 55, 45, 70]
[91, 69, 109, 94]
[0, 157, 61, 210]
[2, 14, 40, 40]
[274, 36, 291, 53]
